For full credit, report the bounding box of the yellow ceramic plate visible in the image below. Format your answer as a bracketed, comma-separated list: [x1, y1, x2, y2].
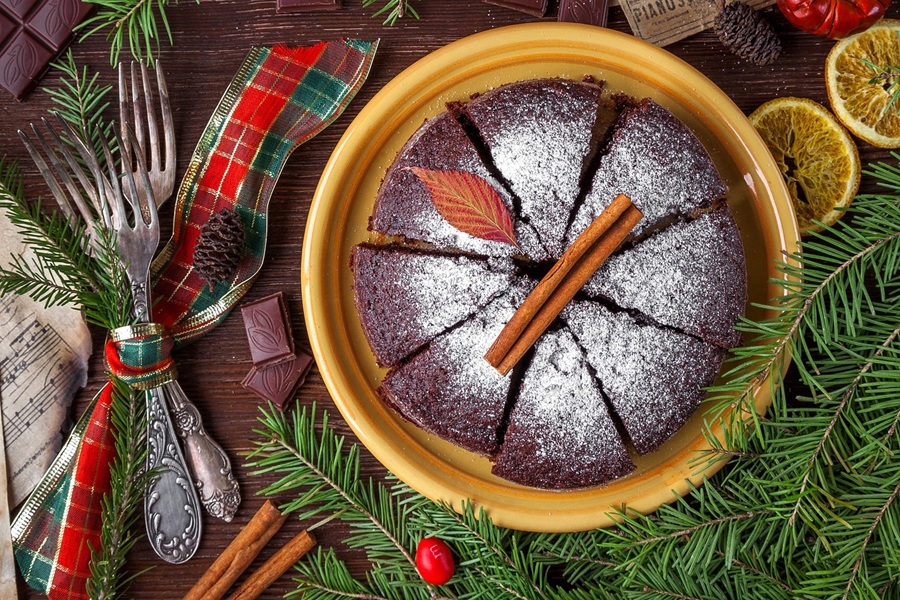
[302, 23, 799, 532]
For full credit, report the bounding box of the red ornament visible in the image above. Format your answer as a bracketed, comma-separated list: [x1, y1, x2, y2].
[777, 0, 891, 38]
[415, 537, 455, 585]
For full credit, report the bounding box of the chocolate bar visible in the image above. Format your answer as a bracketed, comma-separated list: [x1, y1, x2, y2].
[482, 0, 547, 17]
[276, 0, 341, 13]
[242, 352, 313, 410]
[241, 292, 295, 367]
[0, 0, 93, 100]
[558, 0, 609, 26]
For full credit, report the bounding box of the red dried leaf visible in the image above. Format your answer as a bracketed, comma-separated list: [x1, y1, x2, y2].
[409, 167, 519, 249]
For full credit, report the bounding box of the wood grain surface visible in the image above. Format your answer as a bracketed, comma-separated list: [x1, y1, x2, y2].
[3, 1, 897, 597]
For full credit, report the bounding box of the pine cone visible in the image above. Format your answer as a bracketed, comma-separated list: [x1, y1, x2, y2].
[714, 1, 782, 66]
[193, 208, 245, 290]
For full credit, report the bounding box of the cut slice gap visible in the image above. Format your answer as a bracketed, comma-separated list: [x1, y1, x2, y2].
[562, 299, 726, 455]
[351, 243, 517, 367]
[454, 78, 611, 259]
[377, 280, 535, 457]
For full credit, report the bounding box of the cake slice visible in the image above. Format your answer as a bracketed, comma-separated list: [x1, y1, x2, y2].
[378, 280, 533, 457]
[567, 98, 727, 244]
[462, 78, 606, 258]
[563, 300, 725, 455]
[351, 243, 515, 367]
[370, 111, 546, 260]
[583, 204, 747, 348]
[492, 327, 635, 489]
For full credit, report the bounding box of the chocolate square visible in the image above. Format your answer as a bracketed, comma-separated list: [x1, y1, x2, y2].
[0, 12, 16, 44]
[558, 0, 608, 26]
[276, 0, 341, 12]
[242, 352, 314, 410]
[28, 0, 92, 48]
[0, 0, 40, 19]
[0, 30, 52, 99]
[241, 291, 295, 367]
[482, 0, 548, 17]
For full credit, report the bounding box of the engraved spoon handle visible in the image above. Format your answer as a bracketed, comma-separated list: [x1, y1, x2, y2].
[134, 276, 203, 564]
[144, 385, 203, 563]
[160, 380, 240, 522]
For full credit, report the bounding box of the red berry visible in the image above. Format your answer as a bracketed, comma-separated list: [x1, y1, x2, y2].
[415, 537, 455, 585]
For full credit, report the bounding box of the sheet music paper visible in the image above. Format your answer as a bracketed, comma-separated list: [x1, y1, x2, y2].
[0, 395, 17, 599]
[0, 209, 91, 507]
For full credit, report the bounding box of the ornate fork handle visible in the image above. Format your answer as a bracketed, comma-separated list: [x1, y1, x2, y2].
[160, 381, 240, 521]
[133, 278, 204, 564]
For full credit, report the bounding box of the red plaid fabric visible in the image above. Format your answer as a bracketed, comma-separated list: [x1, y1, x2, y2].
[12, 39, 378, 599]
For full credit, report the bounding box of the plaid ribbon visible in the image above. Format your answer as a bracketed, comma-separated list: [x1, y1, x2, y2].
[11, 39, 378, 600]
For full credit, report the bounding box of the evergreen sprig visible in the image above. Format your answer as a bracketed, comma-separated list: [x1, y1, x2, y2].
[248, 155, 900, 599]
[2, 58, 149, 599]
[362, 0, 420, 25]
[78, 0, 199, 66]
[85, 377, 152, 600]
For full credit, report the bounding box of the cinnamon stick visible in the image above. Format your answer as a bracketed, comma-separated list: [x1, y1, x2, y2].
[183, 500, 289, 600]
[226, 529, 317, 600]
[485, 194, 642, 375]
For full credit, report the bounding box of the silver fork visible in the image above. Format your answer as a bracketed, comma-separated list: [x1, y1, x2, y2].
[37, 119, 205, 564]
[119, 61, 176, 207]
[118, 61, 241, 523]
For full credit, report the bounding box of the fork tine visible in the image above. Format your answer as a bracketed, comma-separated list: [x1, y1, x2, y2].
[117, 63, 133, 169]
[155, 61, 175, 183]
[54, 115, 115, 230]
[122, 124, 157, 228]
[17, 128, 74, 220]
[130, 62, 146, 167]
[40, 118, 102, 225]
[100, 132, 127, 231]
[140, 62, 161, 174]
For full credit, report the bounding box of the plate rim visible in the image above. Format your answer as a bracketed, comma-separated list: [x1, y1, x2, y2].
[301, 22, 800, 532]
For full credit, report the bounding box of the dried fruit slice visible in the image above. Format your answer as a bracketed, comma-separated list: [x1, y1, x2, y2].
[749, 96, 860, 233]
[826, 19, 900, 148]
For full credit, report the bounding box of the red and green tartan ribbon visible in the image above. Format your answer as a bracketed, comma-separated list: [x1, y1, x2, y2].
[11, 39, 378, 600]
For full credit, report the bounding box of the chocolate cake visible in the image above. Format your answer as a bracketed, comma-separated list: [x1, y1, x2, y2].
[492, 328, 634, 489]
[351, 243, 515, 367]
[562, 300, 726, 455]
[378, 281, 533, 457]
[567, 98, 727, 244]
[462, 79, 606, 258]
[352, 79, 747, 490]
[369, 110, 547, 260]
[582, 204, 747, 348]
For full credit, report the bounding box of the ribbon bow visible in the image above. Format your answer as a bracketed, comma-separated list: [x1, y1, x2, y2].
[11, 39, 378, 600]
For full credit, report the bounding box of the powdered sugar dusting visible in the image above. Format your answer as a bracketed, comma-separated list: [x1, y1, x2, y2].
[467, 80, 602, 258]
[568, 99, 727, 244]
[371, 111, 548, 260]
[583, 205, 747, 348]
[378, 280, 534, 456]
[563, 300, 725, 455]
[492, 327, 634, 489]
[352, 244, 515, 366]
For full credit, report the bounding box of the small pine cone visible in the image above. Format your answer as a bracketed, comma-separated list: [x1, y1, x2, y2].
[193, 208, 245, 290]
[714, 1, 782, 66]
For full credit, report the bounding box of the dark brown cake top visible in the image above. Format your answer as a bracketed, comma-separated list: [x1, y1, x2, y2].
[583, 204, 747, 348]
[492, 327, 634, 489]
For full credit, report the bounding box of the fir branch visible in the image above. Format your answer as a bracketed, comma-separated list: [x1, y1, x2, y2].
[246, 403, 446, 599]
[362, 0, 419, 25]
[86, 377, 153, 600]
[43, 50, 116, 164]
[78, 0, 199, 65]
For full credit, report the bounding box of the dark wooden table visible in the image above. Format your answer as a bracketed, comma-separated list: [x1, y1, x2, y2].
[3, 1, 898, 597]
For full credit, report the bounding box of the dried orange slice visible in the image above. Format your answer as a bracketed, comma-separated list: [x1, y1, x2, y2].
[826, 19, 900, 148]
[749, 97, 860, 234]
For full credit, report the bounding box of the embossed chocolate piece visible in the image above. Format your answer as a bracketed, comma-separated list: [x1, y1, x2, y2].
[558, 0, 609, 26]
[241, 292, 295, 367]
[241, 352, 314, 410]
[482, 0, 547, 17]
[276, 0, 340, 12]
[0, 0, 92, 100]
